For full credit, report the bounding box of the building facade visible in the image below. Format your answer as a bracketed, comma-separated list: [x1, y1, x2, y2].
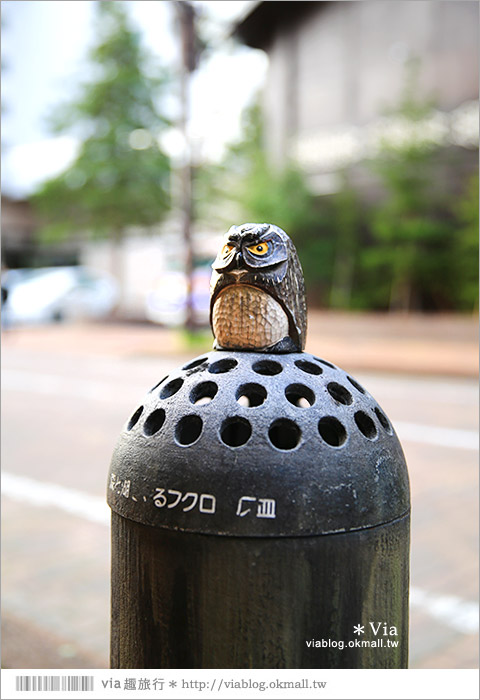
[235, 1, 479, 193]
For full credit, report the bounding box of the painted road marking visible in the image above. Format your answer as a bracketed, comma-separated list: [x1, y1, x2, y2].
[410, 587, 479, 635]
[394, 421, 478, 451]
[2, 472, 110, 525]
[2, 471, 478, 635]
[3, 369, 478, 450]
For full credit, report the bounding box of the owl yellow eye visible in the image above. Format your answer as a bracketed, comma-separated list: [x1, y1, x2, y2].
[222, 244, 235, 258]
[247, 241, 270, 256]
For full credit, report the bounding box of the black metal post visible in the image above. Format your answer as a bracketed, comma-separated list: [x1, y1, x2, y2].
[108, 349, 410, 669]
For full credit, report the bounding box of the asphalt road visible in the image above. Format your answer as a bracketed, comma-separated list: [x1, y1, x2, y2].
[2, 334, 478, 669]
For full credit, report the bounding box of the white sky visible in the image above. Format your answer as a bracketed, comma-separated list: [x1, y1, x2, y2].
[1, 0, 267, 197]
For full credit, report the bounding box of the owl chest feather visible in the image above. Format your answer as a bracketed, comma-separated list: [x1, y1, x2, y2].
[212, 284, 289, 350]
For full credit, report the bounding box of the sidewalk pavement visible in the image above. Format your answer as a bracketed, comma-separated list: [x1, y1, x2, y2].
[2, 311, 478, 377]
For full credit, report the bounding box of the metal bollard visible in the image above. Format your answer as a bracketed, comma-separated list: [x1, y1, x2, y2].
[107, 349, 410, 668]
[108, 222, 410, 668]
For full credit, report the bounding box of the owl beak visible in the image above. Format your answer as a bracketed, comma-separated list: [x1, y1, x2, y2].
[234, 250, 244, 268]
[227, 250, 246, 278]
[222, 249, 244, 275]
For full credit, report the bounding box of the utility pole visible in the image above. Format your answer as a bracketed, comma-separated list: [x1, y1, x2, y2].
[175, 1, 198, 331]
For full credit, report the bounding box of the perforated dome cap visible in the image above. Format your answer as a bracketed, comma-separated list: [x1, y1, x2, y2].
[108, 351, 409, 537]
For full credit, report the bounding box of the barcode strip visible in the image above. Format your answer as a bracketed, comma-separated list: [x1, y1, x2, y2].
[15, 676, 94, 692]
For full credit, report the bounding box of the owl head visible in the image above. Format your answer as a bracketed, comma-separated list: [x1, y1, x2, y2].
[210, 223, 307, 353]
[212, 222, 289, 277]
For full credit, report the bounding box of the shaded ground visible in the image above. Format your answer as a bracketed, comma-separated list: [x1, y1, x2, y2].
[2, 310, 477, 376]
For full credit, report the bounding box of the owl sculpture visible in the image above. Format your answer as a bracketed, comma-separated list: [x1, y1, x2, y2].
[210, 223, 307, 353]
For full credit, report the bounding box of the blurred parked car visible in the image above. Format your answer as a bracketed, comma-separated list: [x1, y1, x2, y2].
[145, 265, 211, 327]
[1, 266, 119, 326]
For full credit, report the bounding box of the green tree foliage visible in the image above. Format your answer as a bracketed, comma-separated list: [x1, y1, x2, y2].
[364, 59, 478, 311]
[328, 176, 366, 309]
[366, 145, 454, 311]
[195, 101, 337, 304]
[32, 1, 171, 251]
[451, 173, 479, 311]
[198, 68, 477, 313]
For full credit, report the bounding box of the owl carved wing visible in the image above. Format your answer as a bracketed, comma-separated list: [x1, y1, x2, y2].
[277, 237, 307, 351]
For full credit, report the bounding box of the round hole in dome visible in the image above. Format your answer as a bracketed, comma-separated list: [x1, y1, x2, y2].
[236, 383, 267, 407]
[127, 406, 143, 430]
[175, 415, 203, 446]
[327, 382, 353, 405]
[268, 418, 301, 450]
[294, 359, 323, 375]
[182, 356, 208, 371]
[355, 411, 378, 440]
[149, 376, 168, 393]
[190, 381, 218, 405]
[220, 416, 252, 447]
[374, 407, 393, 434]
[160, 377, 184, 399]
[208, 358, 238, 374]
[143, 408, 166, 436]
[285, 383, 315, 408]
[314, 357, 336, 369]
[347, 376, 366, 394]
[252, 359, 283, 376]
[318, 416, 347, 447]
